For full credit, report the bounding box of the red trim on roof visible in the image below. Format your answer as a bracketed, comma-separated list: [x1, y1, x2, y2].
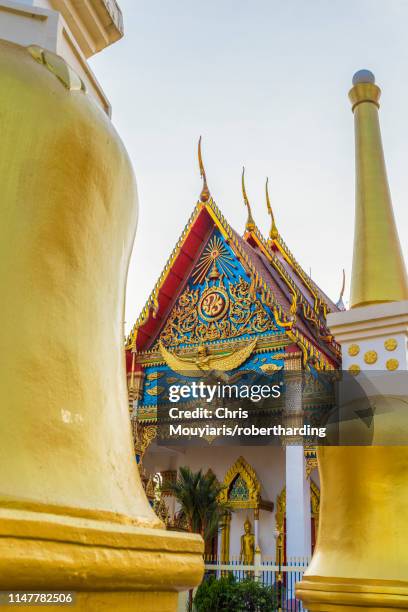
[133, 207, 213, 351]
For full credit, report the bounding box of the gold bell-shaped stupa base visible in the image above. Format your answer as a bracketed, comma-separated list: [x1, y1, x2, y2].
[298, 69, 408, 612]
[297, 446, 408, 611]
[0, 39, 203, 609]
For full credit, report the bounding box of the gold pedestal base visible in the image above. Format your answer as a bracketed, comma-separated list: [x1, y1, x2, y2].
[1, 593, 177, 612]
[297, 577, 408, 611]
[0, 507, 203, 609]
[296, 447, 408, 612]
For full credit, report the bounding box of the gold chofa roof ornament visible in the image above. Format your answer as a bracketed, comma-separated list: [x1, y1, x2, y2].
[265, 177, 278, 240]
[242, 167, 256, 232]
[198, 136, 210, 202]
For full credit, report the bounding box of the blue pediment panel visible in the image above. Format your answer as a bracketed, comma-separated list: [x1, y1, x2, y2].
[157, 229, 285, 350]
[140, 353, 285, 408]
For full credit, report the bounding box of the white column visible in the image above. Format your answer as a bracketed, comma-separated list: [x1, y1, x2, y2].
[285, 445, 311, 558]
[216, 526, 222, 577]
[284, 371, 311, 559]
[254, 546, 262, 581]
[254, 508, 259, 549]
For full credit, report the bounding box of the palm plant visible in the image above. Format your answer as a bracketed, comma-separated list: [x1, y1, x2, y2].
[165, 467, 231, 610]
[165, 466, 230, 542]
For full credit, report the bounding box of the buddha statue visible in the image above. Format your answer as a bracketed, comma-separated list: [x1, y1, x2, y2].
[240, 518, 255, 564]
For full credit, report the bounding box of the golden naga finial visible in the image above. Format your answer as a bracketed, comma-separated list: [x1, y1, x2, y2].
[198, 136, 210, 202]
[265, 177, 278, 240]
[242, 167, 255, 231]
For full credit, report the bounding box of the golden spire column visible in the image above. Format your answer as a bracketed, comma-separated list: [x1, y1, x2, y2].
[0, 40, 202, 611]
[349, 70, 408, 307]
[297, 70, 408, 611]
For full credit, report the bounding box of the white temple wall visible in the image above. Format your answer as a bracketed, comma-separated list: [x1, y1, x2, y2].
[144, 445, 285, 558]
[286, 445, 311, 558]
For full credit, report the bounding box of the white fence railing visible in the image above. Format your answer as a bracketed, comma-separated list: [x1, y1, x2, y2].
[203, 556, 310, 611]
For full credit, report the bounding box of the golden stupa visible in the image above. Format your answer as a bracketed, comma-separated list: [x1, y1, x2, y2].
[297, 70, 408, 611]
[0, 39, 202, 611]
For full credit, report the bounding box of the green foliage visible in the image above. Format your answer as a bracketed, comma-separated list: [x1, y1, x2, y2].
[236, 578, 280, 611]
[164, 466, 230, 541]
[193, 574, 240, 611]
[193, 574, 280, 611]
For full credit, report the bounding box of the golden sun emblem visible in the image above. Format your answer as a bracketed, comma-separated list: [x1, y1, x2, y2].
[193, 236, 236, 284]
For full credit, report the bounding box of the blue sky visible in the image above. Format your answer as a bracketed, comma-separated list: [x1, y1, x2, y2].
[90, 0, 408, 331]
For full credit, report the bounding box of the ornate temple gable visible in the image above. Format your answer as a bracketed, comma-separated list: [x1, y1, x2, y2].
[126, 192, 340, 373]
[126, 197, 293, 354]
[156, 228, 284, 350]
[127, 193, 340, 423]
[134, 227, 290, 412]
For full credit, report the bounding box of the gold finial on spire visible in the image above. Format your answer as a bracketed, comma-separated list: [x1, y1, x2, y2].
[265, 177, 278, 240]
[198, 136, 210, 202]
[349, 70, 408, 307]
[242, 167, 255, 231]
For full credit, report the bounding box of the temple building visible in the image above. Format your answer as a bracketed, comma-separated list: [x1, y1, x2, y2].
[125, 141, 343, 562]
[0, 0, 404, 601]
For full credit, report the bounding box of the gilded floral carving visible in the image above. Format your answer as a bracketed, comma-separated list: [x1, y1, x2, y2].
[159, 277, 277, 347]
